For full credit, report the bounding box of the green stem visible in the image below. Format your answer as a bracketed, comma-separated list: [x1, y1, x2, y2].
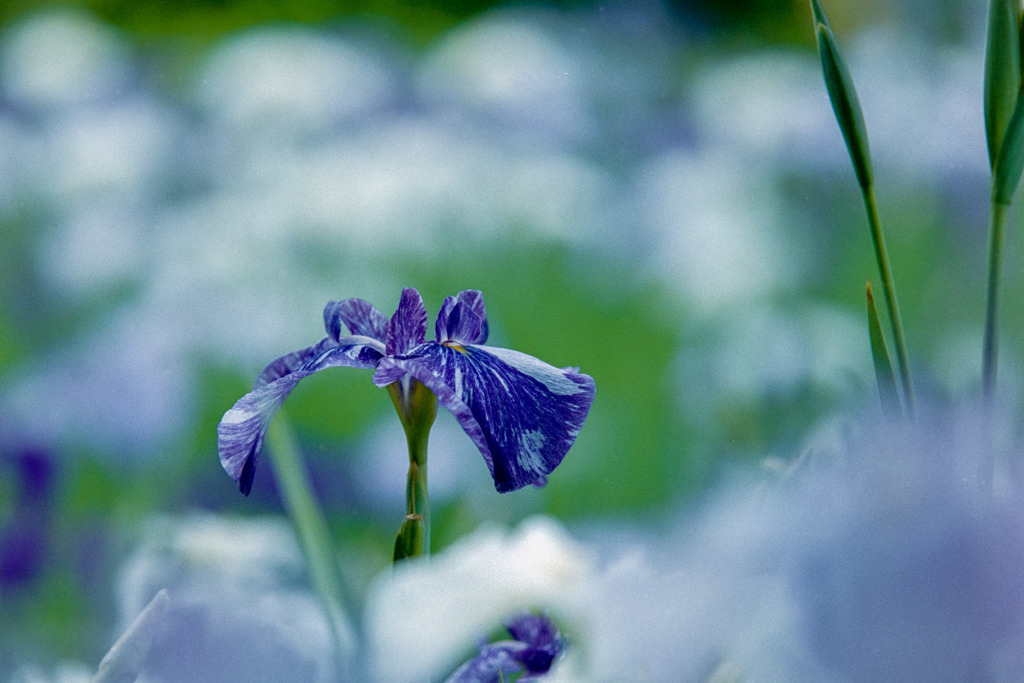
[388, 378, 437, 561]
[406, 457, 429, 548]
[266, 413, 355, 676]
[983, 200, 1010, 403]
[863, 185, 915, 417]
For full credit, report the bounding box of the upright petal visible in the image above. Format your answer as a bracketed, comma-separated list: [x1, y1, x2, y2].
[443, 290, 488, 344]
[323, 298, 389, 343]
[386, 287, 428, 355]
[218, 340, 384, 495]
[435, 298, 484, 346]
[395, 343, 595, 492]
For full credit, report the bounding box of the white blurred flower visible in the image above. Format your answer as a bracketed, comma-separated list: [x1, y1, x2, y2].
[39, 200, 147, 298]
[39, 97, 182, 202]
[360, 406, 1024, 682]
[0, 9, 131, 109]
[676, 304, 867, 420]
[196, 26, 395, 136]
[690, 50, 841, 169]
[637, 148, 796, 312]
[117, 514, 339, 683]
[8, 664, 93, 683]
[418, 12, 593, 145]
[364, 516, 595, 682]
[2, 311, 193, 453]
[847, 24, 988, 180]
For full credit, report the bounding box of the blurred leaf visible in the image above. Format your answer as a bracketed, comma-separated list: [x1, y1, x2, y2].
[813, 5, 873, 189]
[984, 0, 1022, 168]
[265, 414, 356, 676]
[993, 88, 1024, 205]
[866, 280, 901, 419]
[92, 589, 170, 683]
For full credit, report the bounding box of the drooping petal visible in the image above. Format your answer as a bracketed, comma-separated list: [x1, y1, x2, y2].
[386, 287, 428, 355]
[254, 337, 334, 389]
[395, 343, 596, 492]
[323, 298, 389, 343]
[435, 299, 484, 346]
[218, 340, 385, 495]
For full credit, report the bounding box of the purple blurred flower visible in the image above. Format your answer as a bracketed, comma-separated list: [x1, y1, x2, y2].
[446, 612, 564, 682]
[0, 447, 54, 589]
[217, 287, 595, 495]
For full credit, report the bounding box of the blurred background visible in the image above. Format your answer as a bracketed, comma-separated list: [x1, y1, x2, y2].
[0, 0, 1013, 676]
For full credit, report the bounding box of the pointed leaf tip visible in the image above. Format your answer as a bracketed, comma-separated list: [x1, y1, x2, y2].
[814, 20, 873, 189]
[809, 0, 831, 31]
[984, 0, 1023, 168]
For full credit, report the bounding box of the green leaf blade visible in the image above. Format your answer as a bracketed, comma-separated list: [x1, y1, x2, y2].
[813, 14, 873, 189]
[993, 87, 1024, 205]
[984, 0, 1023, 168]
[866, 280, 902, 420]
[810, 0, 832, 31]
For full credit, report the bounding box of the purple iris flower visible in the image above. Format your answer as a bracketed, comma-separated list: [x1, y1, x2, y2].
[446, 612, 564, 682]
[217, 287, 595, 495]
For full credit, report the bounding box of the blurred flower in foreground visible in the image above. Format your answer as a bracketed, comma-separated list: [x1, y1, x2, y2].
[218, 287, 595, 494]
[365, 516, 592, 682]
[365, 405, 1024, 682]
[116, 515, 336, 682]
[446, 612, 564, 682]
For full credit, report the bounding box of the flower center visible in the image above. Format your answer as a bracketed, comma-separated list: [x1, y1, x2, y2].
[442, 341, 468, 354]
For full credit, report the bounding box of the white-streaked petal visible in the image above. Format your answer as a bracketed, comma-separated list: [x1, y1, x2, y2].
[217, 342, 383, 494]
[396, 342, 595, 492]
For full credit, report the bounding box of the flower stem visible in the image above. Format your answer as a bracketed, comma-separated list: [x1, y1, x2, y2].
[983, 199, 1010, 403]
[862, 186, 915, 417]
[388, 378, 437, 561]
[266, 412, 356, 676]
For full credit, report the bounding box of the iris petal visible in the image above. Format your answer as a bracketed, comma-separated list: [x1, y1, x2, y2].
[445, 643, 525, 683]
[436, 290, 488, 344]
[386, 287, 428, 355]
[446, 613, 563, 682]
[324, 298, 389, 342]
[435, 299, 484, 345]
[396, 343, 595, 492]
[217, 340, 384, 495]
[254, 337, 334, 389]
[455, 290, 488, 343]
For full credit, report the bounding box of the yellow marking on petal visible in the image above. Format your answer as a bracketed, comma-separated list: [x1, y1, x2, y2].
[442, 341, 468, 354]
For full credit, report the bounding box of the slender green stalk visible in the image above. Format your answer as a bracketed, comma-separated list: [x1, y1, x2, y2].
[811, 1, 914, 415]
[388, 378, 437, 561]
[266, 413, 355, 676]
[983, 200, 1010, 402]
[866, 280, 901, 420]
[862, 188, 915, 417]
[985, 79, 1024, 403]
